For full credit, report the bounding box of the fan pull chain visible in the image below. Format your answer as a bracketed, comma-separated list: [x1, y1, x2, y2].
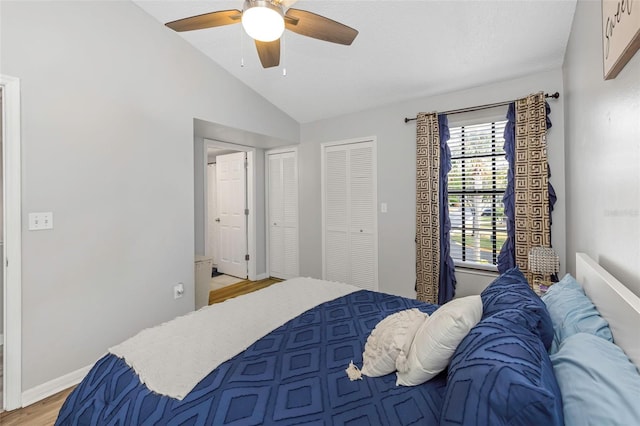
[240, 24, 245, 68]
[281, 32, 287, 76]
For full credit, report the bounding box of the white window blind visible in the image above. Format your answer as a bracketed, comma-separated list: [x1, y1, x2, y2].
[448, 120, 508, 268]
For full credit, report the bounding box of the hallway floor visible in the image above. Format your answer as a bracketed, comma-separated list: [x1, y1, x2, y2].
[210, 274, 244, 292]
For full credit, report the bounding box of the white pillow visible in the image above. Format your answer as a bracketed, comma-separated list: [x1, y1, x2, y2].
[360, 308, 429, 377]
[396, 295, 482, 386]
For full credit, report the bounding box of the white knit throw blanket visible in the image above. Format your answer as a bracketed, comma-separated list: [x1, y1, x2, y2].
[109, 277, 359, 400]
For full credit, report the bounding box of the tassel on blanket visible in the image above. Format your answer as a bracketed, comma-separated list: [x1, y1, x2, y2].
[345, 360, 363, 381]
[396, 349, 409, 373]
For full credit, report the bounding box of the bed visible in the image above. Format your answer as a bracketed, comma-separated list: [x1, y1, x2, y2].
[55, 253, 640, 425]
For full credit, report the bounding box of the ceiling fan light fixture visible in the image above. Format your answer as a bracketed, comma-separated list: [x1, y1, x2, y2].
[242, 0, 285, 42]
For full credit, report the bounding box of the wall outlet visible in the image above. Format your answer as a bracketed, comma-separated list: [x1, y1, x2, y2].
[173, 283, 184, 299]
[28, 212, 54, 230]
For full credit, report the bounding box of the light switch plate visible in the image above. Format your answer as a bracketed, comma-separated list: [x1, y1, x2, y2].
[28, 212, 53, 230]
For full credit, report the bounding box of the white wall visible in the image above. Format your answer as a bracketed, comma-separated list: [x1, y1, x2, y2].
[1, 90, 3, 335]
[301, 69, 566, 299]
[0, 0, 298, 391]
[563, 0, 640, 297]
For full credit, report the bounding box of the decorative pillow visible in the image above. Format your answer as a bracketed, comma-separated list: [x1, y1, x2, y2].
[481, 267, 554, 350]
[396, 296, 482, 386]
[541, 274, 613, 353]
[550, 333, 640, 426]
[545, 272, 582, 293]
[441, 308, 563, 426]
[360, 308, 429, 377]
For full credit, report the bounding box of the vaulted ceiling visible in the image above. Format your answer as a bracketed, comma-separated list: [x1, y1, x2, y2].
[134, 0, 577, 123]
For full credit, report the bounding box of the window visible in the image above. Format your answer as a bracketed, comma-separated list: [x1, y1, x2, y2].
[448, 120, 508, 269]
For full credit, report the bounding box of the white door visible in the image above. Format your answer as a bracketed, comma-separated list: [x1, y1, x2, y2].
[267, 150, 299, 279]
[322, 140, 378, 290]
[207, 163, 218, 265]
[216, 152, 248, 278]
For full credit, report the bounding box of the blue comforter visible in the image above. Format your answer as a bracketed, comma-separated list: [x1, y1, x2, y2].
[56, 290, 444, 425]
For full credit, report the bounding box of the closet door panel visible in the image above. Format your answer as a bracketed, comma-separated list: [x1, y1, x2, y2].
[269, 226, 284, 276]
[268, 155, 284, 277]
[324, 149, 348, 230]
[282, 154, 299, 277]
[268, 150, 299, 279]
[350, 231, 376, 290]
[284, 227, 298, 277]
[323, 141, 377, 290]
[324, 148, 349, 283]
[325, 230, 349, 283]
[350, 144, 375, 232]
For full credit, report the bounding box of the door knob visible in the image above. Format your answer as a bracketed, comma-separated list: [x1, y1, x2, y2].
[215, 218, 220, 222]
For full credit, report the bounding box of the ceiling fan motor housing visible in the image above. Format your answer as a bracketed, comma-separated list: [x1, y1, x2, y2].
[242, 0, 285, 42]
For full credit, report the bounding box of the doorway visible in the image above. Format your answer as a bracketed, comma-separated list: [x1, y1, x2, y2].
[203, 140, 256, 280]
[209, 150, 248, 279]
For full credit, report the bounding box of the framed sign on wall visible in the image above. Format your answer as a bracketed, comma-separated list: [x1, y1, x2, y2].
[602, 0, 640, 79]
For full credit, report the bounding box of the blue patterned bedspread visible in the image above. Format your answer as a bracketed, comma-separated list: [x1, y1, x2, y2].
[56, 290, 444, 425]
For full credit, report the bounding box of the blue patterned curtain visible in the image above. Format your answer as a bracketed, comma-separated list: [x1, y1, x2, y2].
[497, 104, 517, 273]
[438, 114, 456, 303]
[497, 100, 556, 274]
[415, 113, 456, 304]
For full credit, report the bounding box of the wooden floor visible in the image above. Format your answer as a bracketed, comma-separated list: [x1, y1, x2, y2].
[208, 277, 283, 305]
[0, 278, 283, 424]
[0, 386, 75, 426]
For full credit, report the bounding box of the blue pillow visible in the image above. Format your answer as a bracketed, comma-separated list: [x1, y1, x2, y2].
[441, 308, 563, 426]
[541, 274, 613, 354]
[481, 267, 554, 350]
[550, 333, 640, 426]
[545, 273, 582, 293]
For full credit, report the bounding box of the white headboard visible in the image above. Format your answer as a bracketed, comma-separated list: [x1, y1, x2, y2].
[576, 253, 640, 369]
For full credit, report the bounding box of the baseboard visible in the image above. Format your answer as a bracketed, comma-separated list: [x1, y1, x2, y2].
[22, 364, 92, 407]
[254, 272, 268, 280]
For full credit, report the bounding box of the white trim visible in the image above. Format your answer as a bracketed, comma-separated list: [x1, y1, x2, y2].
[246, 150, 256, 281]
[265, 146, 299, 280]
[1, 74, 23, 411]
[576, 253, 640, 370]
[254, 272, 269, 281]
[446, 106, 509, 128]
[454, 260, 499, 273]
[202, 143, 210, 259]
[320, 135, 377, 150]
[265, 145, 299, 156]
[21, 364, 93, 408]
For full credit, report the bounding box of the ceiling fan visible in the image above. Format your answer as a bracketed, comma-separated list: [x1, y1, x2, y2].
[165, 0, 358, 68]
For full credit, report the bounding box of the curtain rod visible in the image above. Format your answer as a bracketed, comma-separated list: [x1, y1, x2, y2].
[403, 92, 560, 124]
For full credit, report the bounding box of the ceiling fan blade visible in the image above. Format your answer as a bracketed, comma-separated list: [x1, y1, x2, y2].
[165, 10, 242, 32]
[284, 8, 358, 45]
[255, 39, 281, 68]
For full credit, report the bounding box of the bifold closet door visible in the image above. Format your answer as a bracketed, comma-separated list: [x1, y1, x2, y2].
[268, 151, 299, 279]
[323, 140, 377, 291]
